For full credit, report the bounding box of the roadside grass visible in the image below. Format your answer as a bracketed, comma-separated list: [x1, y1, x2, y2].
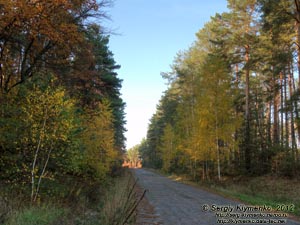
[98, 169, 142, 225]
[211, 176, 300, 218]
[6, 205, 66, 225]
[1, 169, 142, 225]
[154, 169, 300, 219]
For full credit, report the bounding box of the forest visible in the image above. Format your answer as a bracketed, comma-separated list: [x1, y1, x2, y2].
[0, 0, 133, 224]
[3, 0, 300, 224]
[139, 0, 300, 180]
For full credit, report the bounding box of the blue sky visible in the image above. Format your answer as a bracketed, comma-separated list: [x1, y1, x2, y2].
[104, 0, 228, 149]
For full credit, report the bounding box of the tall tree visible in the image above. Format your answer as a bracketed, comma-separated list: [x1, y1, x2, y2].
[126, 145, 140, 168]
[0, 0, 107, 93]
[220, 0, 260, 173]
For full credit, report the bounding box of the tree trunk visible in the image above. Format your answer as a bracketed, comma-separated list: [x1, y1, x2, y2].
[34, 141, 54, 202]
[284, 71, 289, 149]
[215, 110, 221, 181]
[31, 109, 47, 203]
[280, 72, 284, 147]
[266, 99, 272, 147]
[244, 45, 251, 173]
[291, 72, 299, 161]
[273, 74, 280, 145]
[288, 72, 297, 153]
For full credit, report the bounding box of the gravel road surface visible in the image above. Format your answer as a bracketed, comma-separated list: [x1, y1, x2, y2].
[133, 169, 300, 225]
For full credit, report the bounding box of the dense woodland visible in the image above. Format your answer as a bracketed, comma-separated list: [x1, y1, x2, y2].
[3, 0, 300, 223]
[0, 0, 127, 222]
[139, 0, 300, 180]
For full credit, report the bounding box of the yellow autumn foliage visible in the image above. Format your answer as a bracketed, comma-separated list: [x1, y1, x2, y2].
[81, 100, 119, 179]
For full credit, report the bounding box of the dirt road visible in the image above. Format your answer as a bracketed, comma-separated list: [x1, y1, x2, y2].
[133, 169, 300, 225]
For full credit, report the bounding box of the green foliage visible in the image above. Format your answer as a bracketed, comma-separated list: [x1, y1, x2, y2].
[137, 138, 150, 167]
[0, 0, 127, 224]
[60, 24, 126, 152]
[198, 55, 240, 154]
[126, 145, 140, 168]
[81, 100, 120, 180]
[141, 0, 300, 180]
[0, 78, 78, 194]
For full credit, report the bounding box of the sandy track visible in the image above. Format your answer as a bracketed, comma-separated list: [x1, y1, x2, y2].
[133, 169, 300, 225]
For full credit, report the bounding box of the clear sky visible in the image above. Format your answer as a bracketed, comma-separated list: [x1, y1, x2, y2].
[104, 0, 228, 149]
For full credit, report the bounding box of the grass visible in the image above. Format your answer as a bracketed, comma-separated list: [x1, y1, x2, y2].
[98, 169, 143, 225]
[211, 176, 300, 218]
[1, 169, 142, 225]
[6, 205, 66, 225]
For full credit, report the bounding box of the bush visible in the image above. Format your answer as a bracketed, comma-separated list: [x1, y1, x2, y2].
[271, 152, 297, 177]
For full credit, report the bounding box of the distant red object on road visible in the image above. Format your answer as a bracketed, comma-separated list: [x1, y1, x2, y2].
[122, 159, 142, 168]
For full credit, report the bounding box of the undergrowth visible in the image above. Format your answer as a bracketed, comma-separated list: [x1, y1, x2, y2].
[0, 169, 143, 225]
[99, 170, 145, 225]
[212, 176, 300, 217]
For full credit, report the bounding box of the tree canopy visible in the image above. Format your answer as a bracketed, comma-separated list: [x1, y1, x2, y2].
[0, 0, 126, 204]
[139, 0, 300, 179]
